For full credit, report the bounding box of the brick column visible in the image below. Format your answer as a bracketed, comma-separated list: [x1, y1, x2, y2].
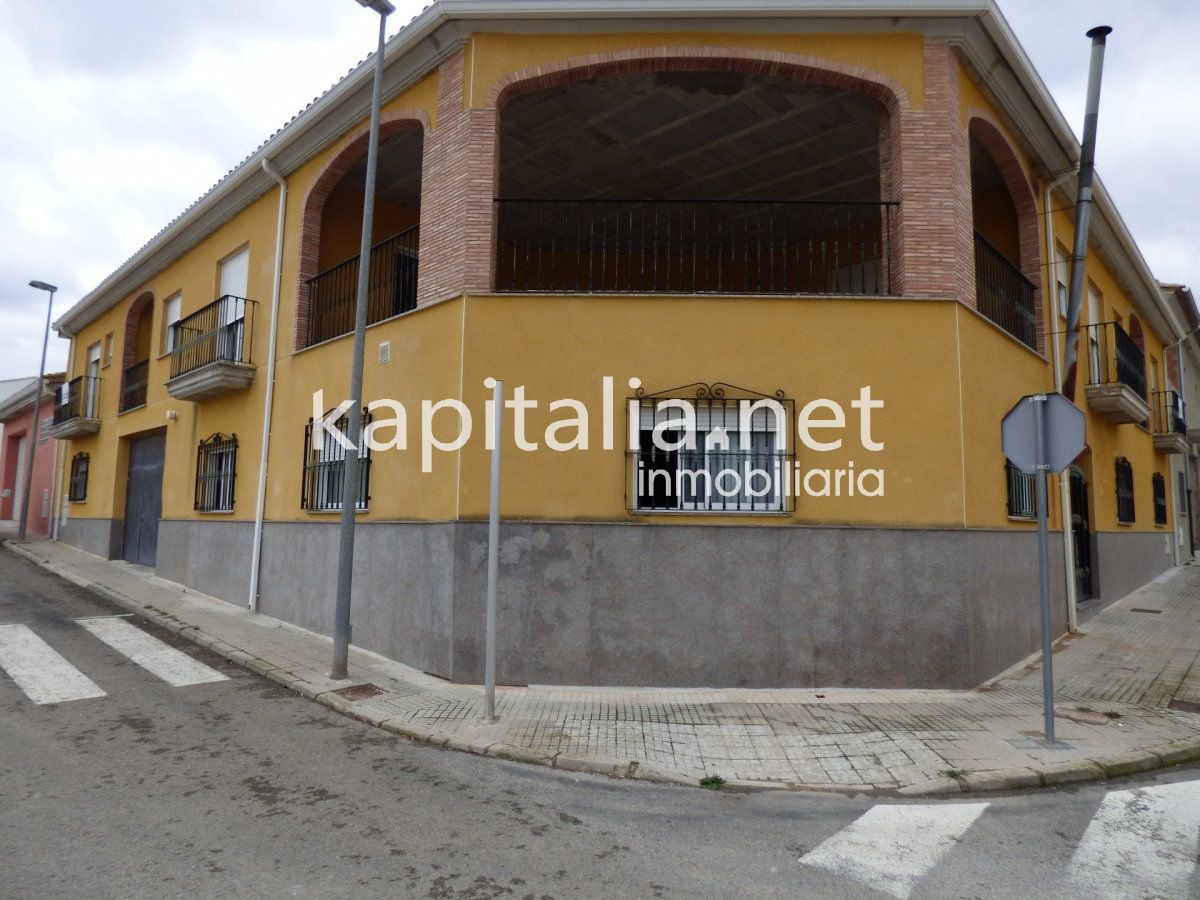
[891, 40, 974, 304]
[418, 51, 497, 306]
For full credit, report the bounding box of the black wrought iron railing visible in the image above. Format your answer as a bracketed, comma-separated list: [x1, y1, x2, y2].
[53, 375, 100, 424]
[1005, 460, 1037, 519]
[169, 295, 256, 380]
[305, 227, 419, 347]
[120, 360, 149, 412]
[974, 232, 1038, 350]
[495, 199, 898, 296]
[1083, 321, 1147, 398]
[1153, 472, 1167, 526]
[1152, 390, 1187, 436]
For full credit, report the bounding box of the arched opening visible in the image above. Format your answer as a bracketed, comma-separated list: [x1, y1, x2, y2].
[968, 118, 1041, 350]
[495, 66, 897, 296]
[299, 119, 425, 348]
[120, 292, 154, 412]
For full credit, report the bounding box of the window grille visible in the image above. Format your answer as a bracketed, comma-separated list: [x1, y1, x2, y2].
[1152, 472, 1167, 526]
[1005, 460, 1036, 519]
[68, 453, 89, 502]
[1115, 457, 1135, 524]
[195, 434, 238, 512]
[301, 410, 371, 511]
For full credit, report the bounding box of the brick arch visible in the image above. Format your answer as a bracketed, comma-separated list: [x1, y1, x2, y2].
[968, 114, 1044, 352]
[294, 109, 429, 350]
[487, 45, 910, 116]
[121, 291, 154, 372]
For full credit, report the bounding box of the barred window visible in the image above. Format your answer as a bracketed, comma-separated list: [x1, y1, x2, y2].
[68, 453, 89, 502]
[195, 434, 237, 512]
[1153, 472, 1167, 526]
[1005, 460, 1036, 519]
[1115, 457, 1135, 524]
[628, 384, 793, 513]
[302, 410, 371, 511]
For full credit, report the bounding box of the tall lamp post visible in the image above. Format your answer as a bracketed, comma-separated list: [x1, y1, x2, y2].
[331, 0, 395, 679]
[18, 280, 57, 542]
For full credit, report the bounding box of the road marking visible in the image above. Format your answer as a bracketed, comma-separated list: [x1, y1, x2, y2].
[800, 802, 989, 899]
[77, 617, 229, 687]
[0, 624, 107, 705]
[1066, 780, 1200, 899]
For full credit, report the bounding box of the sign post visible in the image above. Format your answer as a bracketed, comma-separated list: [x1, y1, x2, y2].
[1002, 392, 1086, 744]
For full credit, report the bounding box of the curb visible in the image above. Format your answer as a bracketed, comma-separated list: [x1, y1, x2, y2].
[6, 538, 1200, 797]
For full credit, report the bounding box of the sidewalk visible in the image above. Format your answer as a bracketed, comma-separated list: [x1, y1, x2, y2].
[5, 534, 1200, 795]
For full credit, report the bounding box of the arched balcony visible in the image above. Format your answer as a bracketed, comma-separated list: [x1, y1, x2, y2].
[494, 69, 897, 296]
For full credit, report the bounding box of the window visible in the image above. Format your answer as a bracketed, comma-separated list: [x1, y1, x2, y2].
[628, 386, 793, 513]
[68, 453, 89, 502]
[1087, 286, 1102, 383]
[1055, 247, 1069, 320]
[1153, 472, 1167, 526]
[164, 293, 182, 353]
[195, 434, 237, 512]
[1005, 460, 1037, 519]
[103, 332, 114, 367]
[302, 410, 371, 511]
[1115, 457, 1135, 524]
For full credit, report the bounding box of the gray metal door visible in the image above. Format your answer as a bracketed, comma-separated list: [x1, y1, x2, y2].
[123, 432, 165, 566]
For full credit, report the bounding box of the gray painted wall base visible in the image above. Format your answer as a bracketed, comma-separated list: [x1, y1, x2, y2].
[57, 517, 121, 560]
[63, 519, 1173, 690]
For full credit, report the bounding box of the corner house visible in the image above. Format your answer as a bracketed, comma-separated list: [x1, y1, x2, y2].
[50, 1, 1197, 689]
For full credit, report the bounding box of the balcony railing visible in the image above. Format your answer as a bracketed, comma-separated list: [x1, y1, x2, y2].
[1153, 390, 1187, 436]
[973, 233, 1038, 350]
[169, 295, 256, 379]
[495, 199, 898, 296]
[53, 375, 100, 424]
[120, 359, 149, 412]
[1084, 321, 1146, 398]
[304, 226, 419, 347]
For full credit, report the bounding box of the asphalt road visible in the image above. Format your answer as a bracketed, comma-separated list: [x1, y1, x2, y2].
[1, 548, 1198, 899]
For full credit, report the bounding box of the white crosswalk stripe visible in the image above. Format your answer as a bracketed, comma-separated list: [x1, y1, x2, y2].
[799, 801, 990, 899]
[1065, 779, 1200, 900]
[77, 617, 229, 687]
[0, 624, 107, 705]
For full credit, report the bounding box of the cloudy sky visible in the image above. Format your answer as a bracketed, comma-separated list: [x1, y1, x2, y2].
[0, 0, 1196, 380]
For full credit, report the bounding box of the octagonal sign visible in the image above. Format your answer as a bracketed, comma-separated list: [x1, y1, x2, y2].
[1002, 393, 1086, 475]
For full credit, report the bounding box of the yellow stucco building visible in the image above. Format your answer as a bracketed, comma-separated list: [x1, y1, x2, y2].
[47, 1, 1197, 689]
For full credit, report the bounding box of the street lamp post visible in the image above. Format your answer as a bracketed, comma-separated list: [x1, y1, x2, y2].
[18, 280, 57, 542]
[330, 0, 395, 679]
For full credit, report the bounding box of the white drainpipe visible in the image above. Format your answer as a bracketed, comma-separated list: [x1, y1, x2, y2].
[1044, 169, 1081, 631]
[248, 158, 287, 611]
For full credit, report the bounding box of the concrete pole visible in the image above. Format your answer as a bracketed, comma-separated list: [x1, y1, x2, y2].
[483, 378, 503, 722]
[18, 284, 55, 542]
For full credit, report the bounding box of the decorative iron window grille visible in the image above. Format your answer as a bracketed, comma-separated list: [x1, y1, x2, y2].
[1152, 472, 1167, 526]
[301, 410, 372, 511]
[195, 434, 238, 512]
[1115, 456, 1135, 524]
[626, 383, 795, 514]
[68, 453, 89, 502]
[1005, 460, 1037, 520]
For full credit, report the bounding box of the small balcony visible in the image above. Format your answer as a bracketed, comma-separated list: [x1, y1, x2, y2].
[494, 199, 898, 296]
[120, 359, 149, 413]
[304, 227, 419, 348]
[1152, 389, 1190, 455]
[166, 295, 257, 401]
[48, 375, 101, 438]
[1083, 321, 1151, 425]
[973, 232, 1038, 350]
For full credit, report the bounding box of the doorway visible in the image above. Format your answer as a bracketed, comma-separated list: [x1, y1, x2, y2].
[1069, 467, 1094, 600]
[123, 432, 166, 566]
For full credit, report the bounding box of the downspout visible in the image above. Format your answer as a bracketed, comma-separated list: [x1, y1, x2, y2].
[248, 158, 287, 611]
[1044, 168, 1080, 630]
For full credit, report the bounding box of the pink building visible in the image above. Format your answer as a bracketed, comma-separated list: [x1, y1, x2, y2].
[0, 375, 65, 537]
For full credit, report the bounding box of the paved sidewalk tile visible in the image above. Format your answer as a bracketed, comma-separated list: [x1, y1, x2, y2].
[5, 535, 1200, 793]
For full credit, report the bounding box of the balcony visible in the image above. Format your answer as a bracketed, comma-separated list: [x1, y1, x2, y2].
[973, 233, 1038, 350]
[120, 359, 149, 413]
[48, 375, 101, 438]
[494, 199, 898, 296]
[1152, 389, 1190, 455]
[166, 295, 257, 401]
[1083, 321, 1151, 425]
[304, 226, 419, 348]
